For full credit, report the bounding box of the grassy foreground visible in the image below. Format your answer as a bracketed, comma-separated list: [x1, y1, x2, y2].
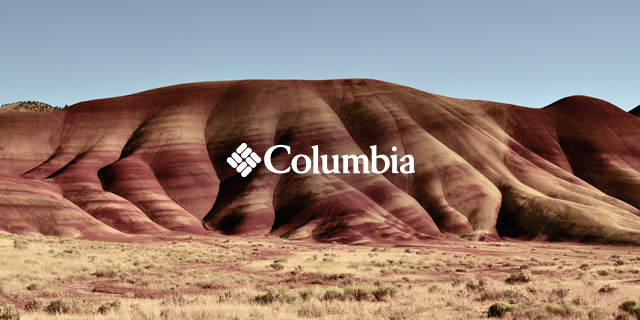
[0, 231, 639, 320]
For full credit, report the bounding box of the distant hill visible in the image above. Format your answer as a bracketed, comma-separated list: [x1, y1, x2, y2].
[0, 101, 60, 113]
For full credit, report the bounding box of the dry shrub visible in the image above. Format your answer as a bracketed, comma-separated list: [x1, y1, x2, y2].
[551, 288, 570, 299]
[254, 285, 296, 304]
[94, 267, 119, 278]
[321, 286, 345, 301]
[0, 304, 20, 320]
[466, 277, 489, 291]
[44, 299, 94, 315]
[300, 286, 325, 301]
[620, 301, 637, 313]
[372, 285, 398, 301]
[26, 282, 41, 291]
[13, 239, 30, 250]
[344, 284, 376, 301]
[598, 284, 618, 293]
[270, 263, 285, 271]
[505, 270, 533, 284]
[487, 302, 511, 318]
[97, 300, 121, 314]
[24, 299, 45, 312]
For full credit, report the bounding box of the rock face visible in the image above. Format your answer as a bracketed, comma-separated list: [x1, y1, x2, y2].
[1, 79, 640, 244]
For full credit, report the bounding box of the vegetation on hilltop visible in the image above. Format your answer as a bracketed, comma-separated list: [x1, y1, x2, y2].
[0, 101, 63, 112]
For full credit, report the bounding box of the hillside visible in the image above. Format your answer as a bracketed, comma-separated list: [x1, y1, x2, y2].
[1, 79, 640, 244]
[0, 101, 60, 113]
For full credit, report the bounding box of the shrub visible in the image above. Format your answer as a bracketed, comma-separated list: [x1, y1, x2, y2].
[372, 285, 398, 301]
[219, 291, 233, 302]
[0, 304, 20, 320]
[503, 288, 531, 305]
[571, 295, 587, 306]
[488, 302, 511, 317]
[389, 312, 407, 320]
[344, 284, 375, 301]
[44, 299, 94, 315]
[26, 282, 41, 291]
[94, 267, 119, 278]
[300, 286, 324, 301]
[44, 300, 63, 315]
[198, 281, 220, 289]
[466, 277, 489, 291]
[13, 239, 29, 250]
[451, 277, 467, 287]
[97, 300, 121, 314]
[505, 270, 533, 284]
[270, 263, 285, 271]
[598, 284, 618, 293]
[321, 286, 345, 301]
[24, 299, 45, 312]
[478, 289, 504, 302]
[617, 304, 640, 319]
[620, 300, 637, 313]
[551, 288, 570, 300]
[254, 285, 296, 304]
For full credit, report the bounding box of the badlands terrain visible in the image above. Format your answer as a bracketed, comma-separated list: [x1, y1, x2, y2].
[1, 79, 640, 319]
[1, 79, 640, 244]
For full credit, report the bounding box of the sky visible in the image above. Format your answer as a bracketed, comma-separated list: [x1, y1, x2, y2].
[1, 1, 639, 110]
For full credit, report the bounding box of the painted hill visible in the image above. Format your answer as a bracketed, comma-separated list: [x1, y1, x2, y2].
[1, 79, 640, 244]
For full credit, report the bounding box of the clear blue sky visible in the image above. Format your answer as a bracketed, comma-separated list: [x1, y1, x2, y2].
[2, 1, 639, 110]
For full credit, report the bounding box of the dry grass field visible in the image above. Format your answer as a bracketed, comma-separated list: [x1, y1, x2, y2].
[1, 231, 639, 320]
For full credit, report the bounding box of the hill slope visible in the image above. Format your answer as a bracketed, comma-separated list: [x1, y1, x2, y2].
[1, 79, 640, 244]
[0, 101, 59, 113]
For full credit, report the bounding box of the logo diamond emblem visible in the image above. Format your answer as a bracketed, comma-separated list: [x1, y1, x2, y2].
[227, 143, 262, 177]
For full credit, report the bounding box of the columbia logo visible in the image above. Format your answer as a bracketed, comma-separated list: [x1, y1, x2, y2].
[227, 143, 262, 177]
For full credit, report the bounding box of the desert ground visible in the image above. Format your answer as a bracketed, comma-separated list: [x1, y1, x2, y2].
[3, 81, 640, 320]
[1, 232, 639, 320]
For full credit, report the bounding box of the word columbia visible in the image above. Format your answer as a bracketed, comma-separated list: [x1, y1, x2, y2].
[228, 143, 414, 177]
